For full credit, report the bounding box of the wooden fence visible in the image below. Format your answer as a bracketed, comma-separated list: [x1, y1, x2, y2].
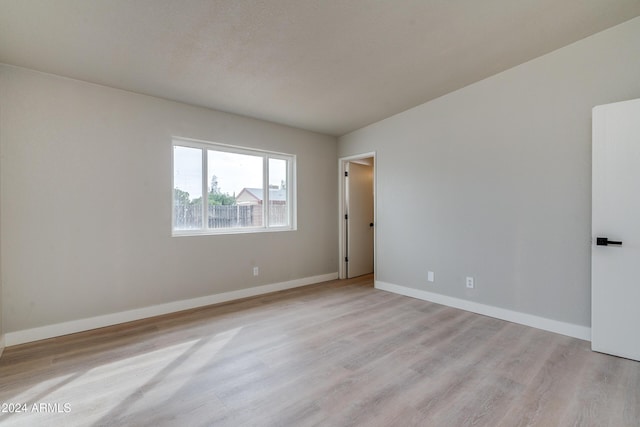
[174, 203, 288, 229]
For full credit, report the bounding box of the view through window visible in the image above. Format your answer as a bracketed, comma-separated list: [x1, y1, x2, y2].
[173, 139, 295, 234]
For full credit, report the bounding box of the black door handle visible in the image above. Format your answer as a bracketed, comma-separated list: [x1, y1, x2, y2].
[369, 223, 374, 227]
[596, 237, 623, 246]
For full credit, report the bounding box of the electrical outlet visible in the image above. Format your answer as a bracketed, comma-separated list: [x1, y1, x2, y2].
[466, 277, 474, 289]
[427, 271, 435, 282]
[253, 266, 259, 276]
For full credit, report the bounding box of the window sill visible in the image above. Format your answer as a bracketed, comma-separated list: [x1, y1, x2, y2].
[172, 226, 296, 237]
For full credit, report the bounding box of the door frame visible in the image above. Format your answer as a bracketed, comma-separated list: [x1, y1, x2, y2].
[338, 152, 377, 279]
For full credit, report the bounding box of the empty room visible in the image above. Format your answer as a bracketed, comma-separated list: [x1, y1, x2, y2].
[1, 1, 640, 426]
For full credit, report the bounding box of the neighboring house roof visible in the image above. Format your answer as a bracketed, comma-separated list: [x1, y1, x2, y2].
[237, 188, 287, 202]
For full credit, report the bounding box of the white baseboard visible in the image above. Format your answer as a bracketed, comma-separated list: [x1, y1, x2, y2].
[0, 334, 5, 359]
[5, 272, 339, 347]
[375, 280, 591, 341]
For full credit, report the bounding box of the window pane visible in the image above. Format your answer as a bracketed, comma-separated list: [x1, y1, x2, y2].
[268, 158, 288, 227]
[173, 146, 203, 230]
[208, 150, 263, 229]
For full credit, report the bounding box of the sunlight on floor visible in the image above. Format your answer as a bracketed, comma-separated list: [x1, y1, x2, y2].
[0, 327, 242, 426]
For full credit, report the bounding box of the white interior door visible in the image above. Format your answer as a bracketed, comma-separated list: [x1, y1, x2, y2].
[592, 98, 640, 361]
[346, 161, 374, 278]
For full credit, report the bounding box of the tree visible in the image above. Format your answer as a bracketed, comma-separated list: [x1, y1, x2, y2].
[208, 175, 236, 205]
[210, 175, 221, 195]
[208, 192, 235, 206]
[173, 188, 191, 206]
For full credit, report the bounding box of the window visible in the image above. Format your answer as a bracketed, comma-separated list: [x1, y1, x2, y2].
[172, 138, 296, 235]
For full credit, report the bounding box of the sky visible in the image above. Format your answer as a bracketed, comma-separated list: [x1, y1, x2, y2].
[173, 146, 287, 200]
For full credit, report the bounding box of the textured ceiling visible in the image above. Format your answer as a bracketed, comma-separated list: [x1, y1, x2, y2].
[1, 0, 639, 136]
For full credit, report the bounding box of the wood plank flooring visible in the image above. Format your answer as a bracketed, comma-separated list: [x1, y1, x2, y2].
[0, 275, 638, 426]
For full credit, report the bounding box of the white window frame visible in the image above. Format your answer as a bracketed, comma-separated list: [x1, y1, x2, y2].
[172, 137, 297, 236]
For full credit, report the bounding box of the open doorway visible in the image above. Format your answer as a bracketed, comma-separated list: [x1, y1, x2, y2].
[339, 153, 376, 279]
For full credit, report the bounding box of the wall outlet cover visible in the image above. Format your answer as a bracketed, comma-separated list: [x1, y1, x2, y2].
[466, 277, 474, 288]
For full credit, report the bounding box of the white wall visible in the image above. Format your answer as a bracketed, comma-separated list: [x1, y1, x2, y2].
[0, 65, 338, 334]
[339, 17, 640, 327]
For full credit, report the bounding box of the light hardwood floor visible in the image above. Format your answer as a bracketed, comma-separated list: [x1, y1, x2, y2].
[0, 275, 638, 426]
